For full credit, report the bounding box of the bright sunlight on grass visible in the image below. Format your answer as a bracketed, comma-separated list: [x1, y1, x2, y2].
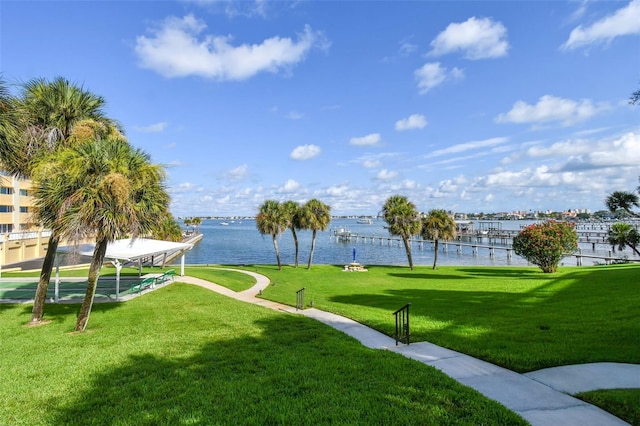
[0, 284, 526, 425]
[249, 264, 640, 372]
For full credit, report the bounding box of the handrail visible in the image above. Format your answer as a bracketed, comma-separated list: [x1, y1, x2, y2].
[393, 303, 411, 346]
[296, 287, 305, 311]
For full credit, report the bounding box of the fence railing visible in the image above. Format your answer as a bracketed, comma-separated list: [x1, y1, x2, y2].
[296, 287, 305, 311]
[393, 303, 411, 345]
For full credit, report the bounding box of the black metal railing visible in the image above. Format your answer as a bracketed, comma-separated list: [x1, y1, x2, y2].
[393, 303, 411, 345]
[296, 287, 306, 311]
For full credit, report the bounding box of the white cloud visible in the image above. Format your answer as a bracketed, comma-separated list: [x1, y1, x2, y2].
[395, 114, 427, 131]
[165, 160, 184, 167]
[290, 144, 321, 160]
[427, 137, 509, 158]
[471, 131, 640, 196]
[135, 15, 325, 80]
[389, 179, 418, 191]
[350, 133, 381, 146]
[168, 182, 195, 193]
[226, 164, 249, 180]
[133, 122, 168, 133]
[286, 111, 304, 120]
[526, 138, 592, 158]
[326, 184, 349, 196]
[415, 62, 463, 94]
[561, 131, 640, 171]
[399, 40, 418, 56]
[376, 169, 398, 181]
[562, 0, 640, 50]
[362, 159, 382, 168]
[495, 95, 609, 126]
[429, 17, 509, 59]
[279, 179, 301, 192]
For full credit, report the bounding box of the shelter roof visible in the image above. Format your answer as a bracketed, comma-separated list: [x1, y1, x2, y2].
[58, 238, 193, 262]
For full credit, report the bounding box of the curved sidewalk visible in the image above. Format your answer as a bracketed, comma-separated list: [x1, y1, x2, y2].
[179, 271, 637, 426]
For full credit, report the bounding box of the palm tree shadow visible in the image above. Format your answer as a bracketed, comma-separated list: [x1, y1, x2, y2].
[46, 314, 522, 425]
[19, 300, 124, 325]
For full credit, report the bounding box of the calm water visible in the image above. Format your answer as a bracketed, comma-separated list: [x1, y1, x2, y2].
[179, 218, 624, 267]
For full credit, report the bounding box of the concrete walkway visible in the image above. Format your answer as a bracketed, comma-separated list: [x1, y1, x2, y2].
[178, 270, 638, 426]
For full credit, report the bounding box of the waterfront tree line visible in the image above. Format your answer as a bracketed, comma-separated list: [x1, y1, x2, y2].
[259, 181, 640, 273]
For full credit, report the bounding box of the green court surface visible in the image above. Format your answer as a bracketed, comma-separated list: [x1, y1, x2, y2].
[0, 277, 149, 302]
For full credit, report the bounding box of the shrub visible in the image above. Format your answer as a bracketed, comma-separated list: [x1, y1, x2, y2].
[512, 221, 578, 273]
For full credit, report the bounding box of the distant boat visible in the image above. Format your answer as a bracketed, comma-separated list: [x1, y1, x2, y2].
[220, 222, 229, 226]
[356, 218, 373, 224]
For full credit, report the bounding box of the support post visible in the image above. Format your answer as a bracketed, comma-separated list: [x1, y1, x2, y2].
[54, 258, 60, 304]
[113, 260, 122, 301]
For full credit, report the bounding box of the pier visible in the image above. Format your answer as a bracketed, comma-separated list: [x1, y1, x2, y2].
[331, 226, 640, 266]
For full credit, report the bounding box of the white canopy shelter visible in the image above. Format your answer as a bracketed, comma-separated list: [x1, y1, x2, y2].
[56, 238, 193, 302]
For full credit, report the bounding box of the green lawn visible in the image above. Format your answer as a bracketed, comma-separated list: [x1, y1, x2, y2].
[0, 284, 525, 425]
[184, 266, 257, 291]
[248, 264, 640, 372]
[576, 389, 640, 426]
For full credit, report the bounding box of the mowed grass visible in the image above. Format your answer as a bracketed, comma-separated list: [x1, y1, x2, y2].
[249, 264, 640, 372]
[184, 266, 257, 291]
[0, 284, 526, 425]
[576, 389, 640, 426]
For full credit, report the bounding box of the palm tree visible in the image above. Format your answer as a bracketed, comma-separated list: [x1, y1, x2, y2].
[299, 199, 331, 269]
[153, 213, 184, 242]
[32, 136, 169, 331]
[421, 209, 457, 270]
[382, 195, 420, 270]
[13, 77, 119, 325]
[608, 223, 640, 257]
[0, 77, 24, 175]
[183, 218, 193, 234]
[606, 190, 639, 218]
[192, 217, 202, 234]
[282, 200, 302, 267]
[256, 200, 287, 270]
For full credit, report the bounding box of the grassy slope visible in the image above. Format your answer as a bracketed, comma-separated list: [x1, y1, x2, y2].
[250, 264, 640, 372]
[0, 284, 525, 425]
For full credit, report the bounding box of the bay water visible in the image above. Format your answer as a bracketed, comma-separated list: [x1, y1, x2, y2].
[181, 218, 622, 267]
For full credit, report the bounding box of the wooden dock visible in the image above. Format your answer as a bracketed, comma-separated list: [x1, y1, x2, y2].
[331, 228, 639, 266]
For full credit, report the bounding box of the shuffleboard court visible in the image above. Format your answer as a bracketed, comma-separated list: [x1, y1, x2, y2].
[0, 276, 162, 303]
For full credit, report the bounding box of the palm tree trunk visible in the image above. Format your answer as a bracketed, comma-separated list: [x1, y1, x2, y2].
[433, 239, 439, 270]
[402, 235, 414, 270]
[307, 230, 317, 269]
[30, 233, 60, 324]
[291, 228, 299, 268]
[271, 234, 282, 270]
[75, 238, 108, 332]
[628, 243, 640, 257]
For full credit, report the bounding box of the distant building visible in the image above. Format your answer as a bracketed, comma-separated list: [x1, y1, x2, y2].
[0, 175, 35, 233]
[0, 175, 50, 266]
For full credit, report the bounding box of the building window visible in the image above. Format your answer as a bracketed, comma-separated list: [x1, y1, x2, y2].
[0, 205, 14, 213]
[19, 189, 29, 196]
[0, 187, 14, 195]
[0, 224, 12, 233]
[20, 206, 29, 213]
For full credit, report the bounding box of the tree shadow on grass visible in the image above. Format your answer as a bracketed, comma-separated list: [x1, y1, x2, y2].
[327, 265, 640, 371]
[388, 273, 473, 280]
[46, 314, 525, 425]
[17, 298, 125, 325]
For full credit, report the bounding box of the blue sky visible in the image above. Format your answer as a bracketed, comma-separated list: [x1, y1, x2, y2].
[2, 0, 639, 217]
